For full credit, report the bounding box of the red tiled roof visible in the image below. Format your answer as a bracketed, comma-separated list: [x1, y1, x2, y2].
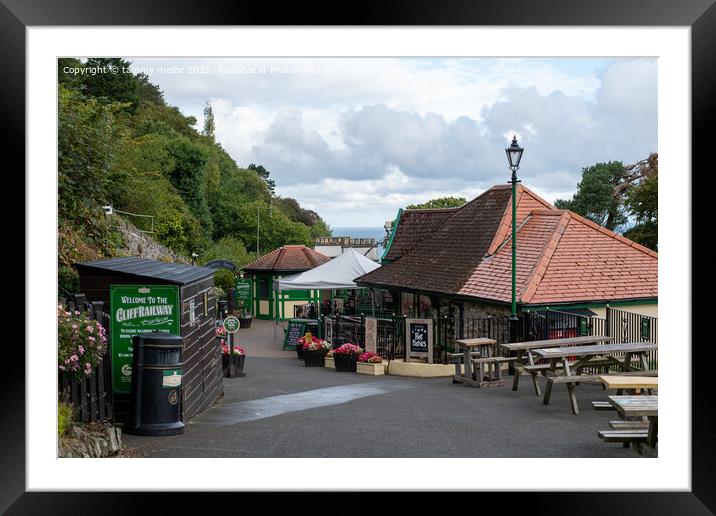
[383, 207, 459, 261]
[359, 187, 512, 295]
[243, 245, 331, 273]
[358, 184, 658, 305]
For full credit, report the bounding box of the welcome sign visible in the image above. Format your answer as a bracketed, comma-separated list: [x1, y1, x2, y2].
[110, 285, 180, 394]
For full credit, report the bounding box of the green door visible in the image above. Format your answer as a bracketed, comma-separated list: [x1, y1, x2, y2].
[256, 274, 273, 320]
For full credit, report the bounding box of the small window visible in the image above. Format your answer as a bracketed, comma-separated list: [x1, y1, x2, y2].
[259, 278, 270, 300]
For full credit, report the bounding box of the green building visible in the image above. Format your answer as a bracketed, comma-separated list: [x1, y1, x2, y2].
[243, 245, 331, 320]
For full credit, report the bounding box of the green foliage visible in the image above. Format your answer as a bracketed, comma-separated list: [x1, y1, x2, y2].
[80, 58, 141, 112]
[58, 402, 73, 437]
[58, 85, 123, 220]
[623, 167, 658, 251]
[248, 163, 276, 194]
[273, 197, 332, 237]
[554, 162, 627, 230]
[202, 236, 254, 267]
[58, 266, 80, 294]
[168, 137, 213, 238]
[56, 57, 331, 281]
[407, 196, 467, 209]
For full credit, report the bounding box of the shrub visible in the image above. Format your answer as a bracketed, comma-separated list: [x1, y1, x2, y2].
[57, 305, 108, 381]
[58, 402, 73, 437]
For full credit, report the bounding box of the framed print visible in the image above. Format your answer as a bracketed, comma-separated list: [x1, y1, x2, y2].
[6, 0, 712, 513]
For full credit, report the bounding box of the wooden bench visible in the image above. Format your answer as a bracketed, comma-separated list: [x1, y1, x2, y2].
[452, 356, 516, 387]
[598, 429, 649, 448]
[514, 358, 618, 394]
[592, 401, 615, 410]
[609, 420, 650, 430]
[546, 369, 657, 412]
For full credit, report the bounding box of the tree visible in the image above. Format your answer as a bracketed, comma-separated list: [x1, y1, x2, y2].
[248, 163, 276, 194]
[58, 85, 123, 219]
[168, 137, 213, 239]
[623, 155, 658, 251]
[81, 58, 141, 112]
[203, 102, 216, 141]
[554, 162, 628, 230]
[407, 196, 467, 209]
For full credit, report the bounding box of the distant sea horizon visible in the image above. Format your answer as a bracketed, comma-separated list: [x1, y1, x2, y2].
[330, 227, 388, 253]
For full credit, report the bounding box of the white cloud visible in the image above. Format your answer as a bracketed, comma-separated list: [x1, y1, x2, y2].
[126, 56, 657, 227]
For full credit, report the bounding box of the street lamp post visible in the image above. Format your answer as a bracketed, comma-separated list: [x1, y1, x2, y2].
[505, 135, 524, 344]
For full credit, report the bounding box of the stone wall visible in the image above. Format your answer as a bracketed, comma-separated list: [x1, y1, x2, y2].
[115, 216, 190, 264]
[58, 424, 122, 458]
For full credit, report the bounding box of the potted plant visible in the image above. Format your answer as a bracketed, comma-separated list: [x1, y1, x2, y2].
[332, 343, 363, 372]
[296, 330, 318, 360]
[302, 337, 330, 367]
[221, 339, 246, 377]
[239, 309, 253, 329]
[324, 350, 335, 369]
[356, 351, 386, 376]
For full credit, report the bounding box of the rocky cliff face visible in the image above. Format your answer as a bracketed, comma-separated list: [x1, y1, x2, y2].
[115, 216, 190, 264]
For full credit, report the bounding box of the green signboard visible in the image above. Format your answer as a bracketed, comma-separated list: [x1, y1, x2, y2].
[110, 285, 180, 394]
[223, 315, 240, 333]
[236, 279, 251, 308]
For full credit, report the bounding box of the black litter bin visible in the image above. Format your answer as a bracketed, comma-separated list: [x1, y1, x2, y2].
[128, 332, 185, 436]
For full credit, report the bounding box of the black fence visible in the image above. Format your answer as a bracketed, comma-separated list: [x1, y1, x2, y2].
[58, 294, 114, 423]
[314, 306, 658, 367]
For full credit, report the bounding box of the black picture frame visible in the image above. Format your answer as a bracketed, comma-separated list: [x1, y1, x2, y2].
[5, 0, 709, 513]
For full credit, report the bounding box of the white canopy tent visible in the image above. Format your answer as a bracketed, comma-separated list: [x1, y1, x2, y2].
[273, 247, 380, 291]
[271, 248, 381, 339]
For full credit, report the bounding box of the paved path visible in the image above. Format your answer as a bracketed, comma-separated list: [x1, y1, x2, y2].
[234, 319, 293, 359]
[123, 356, 639, 458]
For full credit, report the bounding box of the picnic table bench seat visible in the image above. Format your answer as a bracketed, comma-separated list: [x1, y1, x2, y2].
[609, 420, 650, 430]
[545, 369, 657, 408]
[598, 429, 649, 447]
[592, 401, 615, 410]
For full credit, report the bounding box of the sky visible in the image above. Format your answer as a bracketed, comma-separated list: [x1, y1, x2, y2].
[127, 57, 657, 228]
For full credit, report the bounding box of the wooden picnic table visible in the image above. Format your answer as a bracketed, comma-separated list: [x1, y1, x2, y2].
[452, 338, 512, 387]
[599, 375, 658, 394]
[531, 342, 658, 415]
[500, 335, 614, 395]
[608, 395, 658, 453]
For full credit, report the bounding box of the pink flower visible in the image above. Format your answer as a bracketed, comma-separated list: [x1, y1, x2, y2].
[78, 345, 85, 355]
[87, 336, 95, 342]
[86, 325, 94, 333]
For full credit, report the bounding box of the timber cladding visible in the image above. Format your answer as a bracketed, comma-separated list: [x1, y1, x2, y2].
[75, 257, 224, 421]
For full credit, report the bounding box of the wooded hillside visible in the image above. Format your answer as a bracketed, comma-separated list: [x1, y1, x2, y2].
[58, 58, 330, 292]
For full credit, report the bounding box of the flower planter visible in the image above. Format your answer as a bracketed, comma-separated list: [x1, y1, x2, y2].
[303, 349, 326, 367]
[238, 316, 252, 329]
[357, 361, 386, 376]
[222, 353, 246, 377]
[333, 353, 358, 372]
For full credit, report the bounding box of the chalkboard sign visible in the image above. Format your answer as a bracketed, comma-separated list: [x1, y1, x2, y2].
[283, 319, 307, 350]
[405, 318, 433, 364]
[410, 323, 428, 352]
